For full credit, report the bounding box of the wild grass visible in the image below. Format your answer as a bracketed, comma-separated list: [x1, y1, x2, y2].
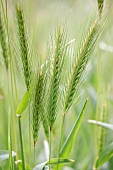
[0, 0, 113, 170]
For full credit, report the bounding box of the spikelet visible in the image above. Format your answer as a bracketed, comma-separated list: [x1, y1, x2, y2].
[64, 20, 100, 112]
[97, 0, 104, 17]
[48, 28, 67, 129]
[16, 4, 31, 90]
[41, 110, 49, 140]
[32, 67, 49, 145]
[32, 70, 43, 146]
[0, 10, 8, 70]
[40, 65, 50, 139]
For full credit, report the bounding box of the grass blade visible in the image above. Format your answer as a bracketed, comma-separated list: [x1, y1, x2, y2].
[88, 120, 113, 131]
[16, 91, 30, 115]
[96, 142, 113, 168]
[60, 98, 88, 158]
[53, 98, 88, 170]
[33, 158, 74, 170]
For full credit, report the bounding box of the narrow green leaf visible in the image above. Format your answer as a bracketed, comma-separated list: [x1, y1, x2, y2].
[96, 142, 113, 168]
[60, 98, 88, 158]
[88, 120, 113, 131]
[16, 91, 30, 115]
[32, 158, 74, 170]
[0, 150, 16, 161]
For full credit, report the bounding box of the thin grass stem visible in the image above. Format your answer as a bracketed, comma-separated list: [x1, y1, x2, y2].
[94, 37, 101, 168]
[49, 127, 52, 170]
[17, 115, 25, 170]
[56, 113, 66, 170]
[33, 145, 36, 167]
[28, 96, 32, 167]
[8, 110, 13, 170]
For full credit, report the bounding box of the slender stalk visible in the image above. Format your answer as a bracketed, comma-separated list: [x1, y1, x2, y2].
[56, 113, 65, 170]
[33, 145, 36, 167]
[94, 37, 101, 168]
[49, 127, 52, 170]
[17, 115, 25, 170]
[8, 110, 13, 170]
[28, 96, 32, 167]
[6, 70, 14, 170]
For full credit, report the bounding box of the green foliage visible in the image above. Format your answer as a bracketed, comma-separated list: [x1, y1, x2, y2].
[96, 142, 113, 168]
[60, 98, 88, 158]
[33, 158, 74, 170]
[16, 91, 30, 115]
[54, 99, 88, 170]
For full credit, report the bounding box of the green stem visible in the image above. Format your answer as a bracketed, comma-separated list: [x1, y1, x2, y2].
[56, 113, 66, 170]
[33, 145, 36, 167]
[17, 115, 25, 170]
[28, 92, 32, 167]
[49, 127, 52, 170]
[8, 110, 13, 170]
[94, 36, 101, 168]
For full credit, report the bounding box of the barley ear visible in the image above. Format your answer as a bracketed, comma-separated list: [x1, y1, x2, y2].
[48, 28, 67, 130]
[64, 20, 100, 112]
[32, 71, 43, 146]
[32, 67, 49, 145]
[16, 4, 31, 90]
[40, 65, 49, 139]
[0, 10, 8, 70]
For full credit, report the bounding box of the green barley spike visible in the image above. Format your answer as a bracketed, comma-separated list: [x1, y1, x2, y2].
[97, 0, 104, 17]
[16, 4, 31, 90]
[32, 68, 49, 145]
[48, 28, 67, 129]
[41, 110, 49, 139]
[64, 20, 100, 112]
[32, 71, 43, 146]
[0, 10, 8, 70]
[40, 66, 49, 139]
